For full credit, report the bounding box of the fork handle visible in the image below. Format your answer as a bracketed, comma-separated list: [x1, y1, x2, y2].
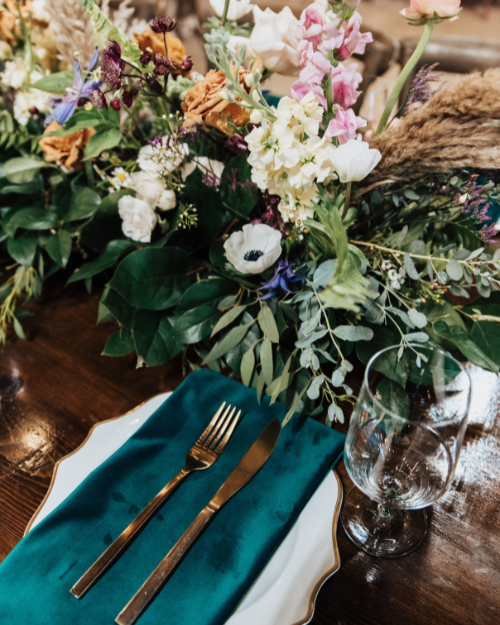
[115, 504, 217, 625]
[71, 467, 190, 600]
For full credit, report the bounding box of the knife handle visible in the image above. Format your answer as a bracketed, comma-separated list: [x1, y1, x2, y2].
[71, 468, 189, 600]
[115, 503, 217, 625]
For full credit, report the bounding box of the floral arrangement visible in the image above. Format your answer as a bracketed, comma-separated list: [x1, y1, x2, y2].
[1, 0, 500, 424]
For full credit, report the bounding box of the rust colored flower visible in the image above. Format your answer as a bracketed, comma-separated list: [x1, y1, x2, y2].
[133, 29, 189, 77]
[39, 120, 95, 171]
[181, 69, 250, 136]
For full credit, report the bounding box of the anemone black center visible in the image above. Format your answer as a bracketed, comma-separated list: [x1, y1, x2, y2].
[244, 249, 264, 262]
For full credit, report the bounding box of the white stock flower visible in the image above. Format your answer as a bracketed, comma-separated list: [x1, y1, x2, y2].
[13, 89, 51, 125]
[1, 59, 29, 90]
[118, 196, 157, 243]
[329, 139, 382, 183]
[209, 0, 253, 20]
[249, 6, 301, 76]
[224, 224, 282, 274]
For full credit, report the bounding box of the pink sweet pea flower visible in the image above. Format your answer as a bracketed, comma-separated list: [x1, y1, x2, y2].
[400, 0, 461, 19]
[297, 41, 332, 81]
[331, 63, 363, 109]
[296, 2, 343, 54]
[291, 78, 327, 108]
[325, 108, 366, 144]
[338, 12, 373, 61]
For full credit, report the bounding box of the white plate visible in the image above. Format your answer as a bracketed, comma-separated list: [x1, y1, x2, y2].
[25, 394, 342, 625]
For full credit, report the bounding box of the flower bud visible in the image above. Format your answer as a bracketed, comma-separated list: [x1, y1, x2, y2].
[111, 99, 121, 110]
[250, 109, 264, 124]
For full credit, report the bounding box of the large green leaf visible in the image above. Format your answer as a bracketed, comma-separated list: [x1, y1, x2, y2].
[257, 305, 279, 343]
[133, 310, 182, 366]
[2, 157, 52, 184]
[109, 247, 191, 311]
[63, 187, 102, 222]
[67, 240, 134, 283]
[433, 320, 499, 373]
[4, 208, 59, 236]
[43, 230, 72, 268]
[172, 306, 221, 344]
[203, 322, 254, 364]
[6, 233, 37, 266]
[32, 71, 75, 94]
[470, 321, 500, 367]
[47, 111, 102, 137]
[175, 277, 238, 314]
[183, 168, 225, 239]
[84, 129, 123, 160]
[102, 329, 136, 357]
[101, 288, 137, 329]
[220, 154, 258, 218]
[377, 377, 410, 420]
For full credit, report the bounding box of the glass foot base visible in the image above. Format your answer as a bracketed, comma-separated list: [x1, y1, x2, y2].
[341, 487, 428, 558]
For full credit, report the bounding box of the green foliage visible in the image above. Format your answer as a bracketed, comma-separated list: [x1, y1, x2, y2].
[102, 329, 136, 356]
[32, 72, 75, 94]
[377, 377, 410, 419]
[67, 240, 134, 283]
[84, 129, 123, 160]
[133, 310, 182, 366]
[220, 154, 258, 218]
[433, 321, 499, 373]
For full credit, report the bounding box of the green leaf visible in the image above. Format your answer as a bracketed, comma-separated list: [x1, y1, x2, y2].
[176, 277, 238, 314]
[64, 187, 101, 222]
[463, 292, 500, 318]
[433, 320, 499, 373]
[356, 326, 408, 386]
[32, 71, 75, 94]
[109, 247, 190, 311]
[279, 301, 300, 324]
[261, 337, 273, 385]
[203, 322, 254, 364]
[44, 230, 72, 268]
[225, 312, 261, 372]
[470, 321, 500, 367]
[258, 305, 279, 343]
[333, 325, 374, 341]
[256, 369, 265, 404]
[3, 157, 51, 184]
[210, 305, 247, 337]
[7, 233, 37, 266]
[101, 288, 137, 329]
[377, 377, 410, 419]
[404, 253, 420, 280]
[98, 189, 134, 213]
[4, 208, 59, 236]
[220, 153, 258, 218]
[446, 259, 463, 281]
[13, 317, 26, 340]
[67, 240, 133, 283]
[133, 310, 182, 366]
[407, 348, 462, 386]
[269, 352, 295, 405]
[102, 329, 136, 356]
[312, 259, 336, 289]
[240, 346, 255, 387]
[183, 168, 225, 238]
[407, 308, 427, 329]
[84, 128, 123, 160]
[173, 306, 221, 344]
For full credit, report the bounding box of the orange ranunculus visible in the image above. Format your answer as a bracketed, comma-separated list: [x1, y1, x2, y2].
[400, 0, 461, 20]
[181, 69, 251, 136]
[133, 29, 189, 76]
[39, 121, 95, 171]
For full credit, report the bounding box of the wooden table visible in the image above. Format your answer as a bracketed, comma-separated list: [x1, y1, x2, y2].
[0, 283, 499, 625]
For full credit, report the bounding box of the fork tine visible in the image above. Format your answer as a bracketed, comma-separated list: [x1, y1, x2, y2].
[203, 404, 232, 447]
[197, 402, 227, 446]
[208, 406, 236, 450]
[213, 408, 241, 453]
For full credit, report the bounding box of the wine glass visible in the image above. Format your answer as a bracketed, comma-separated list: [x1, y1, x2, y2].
[341, 344, 471, 558]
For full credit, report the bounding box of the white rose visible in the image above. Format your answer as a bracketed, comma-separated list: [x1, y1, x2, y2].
[157, 189, 177, 211]
[118, 196, 157, 243]
[249, 6, 301, 76]
[224, 223, 282, 274]
[181, 157, 225, 181]
[329, 138, 382, 183]
[130, 171, 165, 203]
[209, 0, 253, 20]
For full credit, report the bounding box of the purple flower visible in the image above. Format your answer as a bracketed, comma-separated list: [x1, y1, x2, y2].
[259, 260, 304, 300]
[150, 15, 177, 33]
[407, 64, 439, 109]
[45, 48, 100, 125]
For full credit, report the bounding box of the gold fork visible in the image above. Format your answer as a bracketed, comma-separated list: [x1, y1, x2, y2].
[70, 402, 241, 599]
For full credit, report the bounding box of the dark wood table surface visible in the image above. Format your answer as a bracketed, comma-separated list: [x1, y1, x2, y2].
[0, 282, 499, 625]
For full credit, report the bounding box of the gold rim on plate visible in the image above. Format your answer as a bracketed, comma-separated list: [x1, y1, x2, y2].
[24, 397, 344, 625]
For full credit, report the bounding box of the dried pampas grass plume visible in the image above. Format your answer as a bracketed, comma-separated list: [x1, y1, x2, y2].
[370, 69, 500, 181]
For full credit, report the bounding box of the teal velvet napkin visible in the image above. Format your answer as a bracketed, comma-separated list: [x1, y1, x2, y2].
[0, 370, 345, 625]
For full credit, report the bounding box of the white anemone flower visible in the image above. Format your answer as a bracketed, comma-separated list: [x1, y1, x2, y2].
[224, 224, 282, 274]
[329, 138, 382, 183]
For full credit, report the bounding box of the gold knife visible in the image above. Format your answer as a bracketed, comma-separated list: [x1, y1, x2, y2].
[115, 418, 281, 625]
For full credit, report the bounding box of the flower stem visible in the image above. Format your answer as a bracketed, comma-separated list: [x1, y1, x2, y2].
[221, 0, 231, 25]
[376, 20, 434, 136]
[342, 182, 352, 219]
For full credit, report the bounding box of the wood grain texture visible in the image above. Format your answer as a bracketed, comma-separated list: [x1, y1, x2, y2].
[0, 282, 499, 624]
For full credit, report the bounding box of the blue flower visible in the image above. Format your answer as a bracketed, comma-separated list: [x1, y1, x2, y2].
[259, 260, 304, 300]
[45, 48, 100, 126]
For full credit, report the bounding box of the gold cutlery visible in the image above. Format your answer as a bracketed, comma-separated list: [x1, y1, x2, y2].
[71, 401, 241, 600]
[115, 418, 281, 625]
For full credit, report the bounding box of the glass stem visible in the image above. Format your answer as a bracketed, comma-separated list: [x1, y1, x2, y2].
[376, 503, 393, 518]
[375, 20, 434, 136]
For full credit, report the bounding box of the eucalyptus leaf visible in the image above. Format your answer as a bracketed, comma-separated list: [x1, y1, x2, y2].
[446, 259, 463, 281]
[240, 346, 255, 386]
[407, 308, 427, 329]
[312, 259, 336, 289]
[210, 305, 247, 337]
[261, 337, 273, 385]
[203, 322, 254, 364]
[333, 325, 374, 342]
[295, 329, 328, 348]
[404, 253, 420, 280]
[258, 305, 279, 343]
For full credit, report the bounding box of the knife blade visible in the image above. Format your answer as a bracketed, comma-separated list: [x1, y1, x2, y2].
[115, 418, 281, 625]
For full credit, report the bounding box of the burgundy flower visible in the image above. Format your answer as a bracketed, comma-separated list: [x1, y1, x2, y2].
[150, 16, 177, 34]
[182, 56, 193, 72]
[102, 40, 123, 89]
[88, 87, 107, 110]
[121, 87, 139, 108]
[153, 53, 169, 76]
[110, 99, 121, 110]
[140, 50, 153, 66]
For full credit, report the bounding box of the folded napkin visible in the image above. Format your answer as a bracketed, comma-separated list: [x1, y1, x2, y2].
[0, 370, 345, 625]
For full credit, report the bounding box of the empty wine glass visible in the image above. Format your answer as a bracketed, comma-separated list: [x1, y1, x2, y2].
[341, 344, 471, 558]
